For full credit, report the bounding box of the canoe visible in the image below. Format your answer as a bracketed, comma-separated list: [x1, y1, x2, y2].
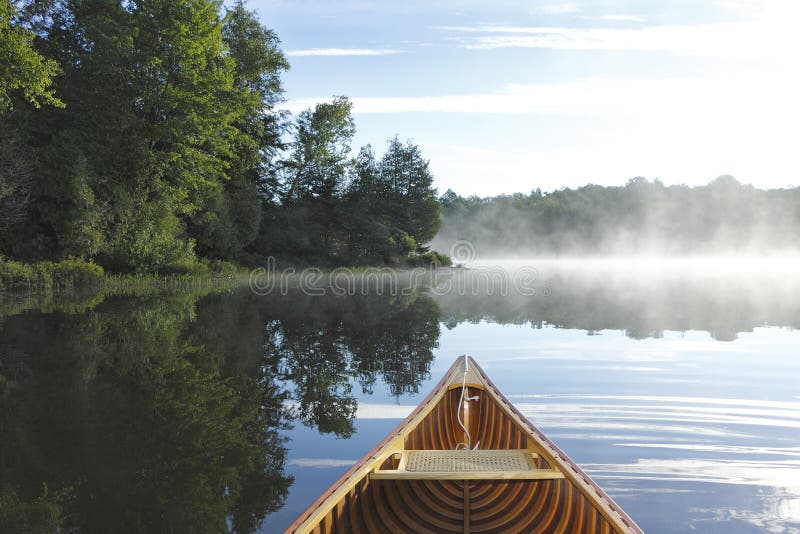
[285, 355, 643, 533]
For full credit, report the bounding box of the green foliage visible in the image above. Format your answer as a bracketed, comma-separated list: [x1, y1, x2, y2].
[0, 255, 245, 291]
[284, 96, 355, 202]
[129, 0, 239, 210]
[1, 0, 277, 271]
[0, 0, 445, 273]
[0, 0, 62, 113]
[0, 128, 33, 233]
[377, 136, 442, 244]
[408, 250, 452, 268]
[267, 97, 356, 265]
[48, 258, 105, 287]
[205, 258, 241, 276]
[223, 1, 288, 100]
[0, 258, 34, 289]
[339, 138, 443, 265]
[262, 97, 447, 267]
[0, 257, 104, 290]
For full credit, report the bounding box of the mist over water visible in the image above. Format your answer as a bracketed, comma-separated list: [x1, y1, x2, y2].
[433, 178, 800, 258]
[432, 258, 800, 341]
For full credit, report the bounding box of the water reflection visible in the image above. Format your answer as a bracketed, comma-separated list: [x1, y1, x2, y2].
[265, 291, 439, 437]
[542, 394, 800, 534]
[435, 264, 800, 340]
[0, 292, 294, 532]
[2, 264, 800, 532]
[0, 288, 439, 532]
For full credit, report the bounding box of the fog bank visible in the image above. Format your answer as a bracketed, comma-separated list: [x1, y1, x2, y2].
[432, 177, 800, 257]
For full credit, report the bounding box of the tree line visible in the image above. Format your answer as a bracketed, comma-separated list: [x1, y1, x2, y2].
[434, 176, 800, 256]
[0, 0, 446, 273]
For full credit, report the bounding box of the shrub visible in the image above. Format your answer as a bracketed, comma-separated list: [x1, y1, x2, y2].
[159, 259, 210, 276]
[407, 250, 452, 268]
[0, 258, 104, 291]
[48, 259, 104, 289]
[0, 259, 36, 290]
[206, 259, 240, 277]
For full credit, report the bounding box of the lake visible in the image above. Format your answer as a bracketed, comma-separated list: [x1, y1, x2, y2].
[1, 262, 799, 533]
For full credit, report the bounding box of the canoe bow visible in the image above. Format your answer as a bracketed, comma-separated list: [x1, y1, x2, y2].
[285, 356, 644, 534]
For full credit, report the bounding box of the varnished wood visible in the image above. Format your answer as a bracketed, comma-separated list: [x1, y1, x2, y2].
[285, 356, 644, 534]
[463, 482, 470, 534]
[370, 449, 557, 480]
[371, 469, 564, 480]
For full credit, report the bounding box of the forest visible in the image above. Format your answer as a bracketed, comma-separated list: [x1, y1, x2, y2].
[0, 0, 446, 274]
[434, 177, 800, 257]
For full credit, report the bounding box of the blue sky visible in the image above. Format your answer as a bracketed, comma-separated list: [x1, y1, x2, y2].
[250, 0, 799, 196]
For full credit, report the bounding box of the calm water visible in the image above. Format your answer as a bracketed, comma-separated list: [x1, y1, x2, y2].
[1, 264, 799, 533]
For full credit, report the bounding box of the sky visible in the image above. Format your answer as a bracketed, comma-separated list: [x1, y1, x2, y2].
[249, 0, 800, 197]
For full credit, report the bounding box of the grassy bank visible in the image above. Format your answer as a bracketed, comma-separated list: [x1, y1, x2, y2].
[0, 257, 246, 293]
[0, 258, 105, 291]
[0, 253, 451, 293]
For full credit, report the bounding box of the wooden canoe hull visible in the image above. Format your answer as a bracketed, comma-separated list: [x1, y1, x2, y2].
[286, 357, 643, 534]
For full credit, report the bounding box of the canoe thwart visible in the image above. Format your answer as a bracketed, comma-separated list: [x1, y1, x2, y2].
[370, 449, 563, 480]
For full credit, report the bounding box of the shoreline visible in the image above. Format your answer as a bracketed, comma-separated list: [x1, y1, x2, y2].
[0, 258, 456, 294]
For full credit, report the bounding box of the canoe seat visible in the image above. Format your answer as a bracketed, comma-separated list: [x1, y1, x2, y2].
[370, 449, 564, 480]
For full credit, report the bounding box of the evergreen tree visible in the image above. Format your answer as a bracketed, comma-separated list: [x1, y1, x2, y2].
[378, 137, 441, 244]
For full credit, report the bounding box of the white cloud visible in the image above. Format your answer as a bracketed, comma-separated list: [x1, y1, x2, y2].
[286, 48, 403, 57]
[591, 14, 646, 22]
[453, 22, 754, 57]
[437, 24, 568, 34]
[284, 76, 794, 116]
[285, 78, 641, 114]
[444, 2, 800, 60]
[286, 82, 606, 114]
[532, 3, 581, 15]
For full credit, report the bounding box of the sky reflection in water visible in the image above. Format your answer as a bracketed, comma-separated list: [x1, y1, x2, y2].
[266, 265, 800, 534]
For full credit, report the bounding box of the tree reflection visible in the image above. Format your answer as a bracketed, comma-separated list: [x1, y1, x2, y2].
[259, 291, 440, 437]
[0, 286, 441, 532]
[435, 267, 800, 341]
[0, 293, 293, 532]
